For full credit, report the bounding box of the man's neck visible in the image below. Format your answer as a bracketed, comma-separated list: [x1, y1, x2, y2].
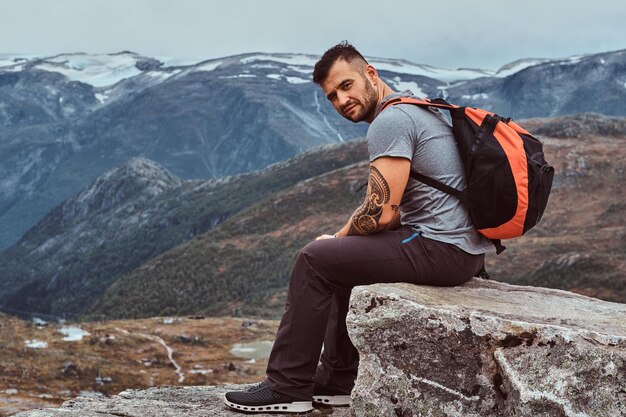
[379, 83, 395, 103]
[365, 82, 395, 124]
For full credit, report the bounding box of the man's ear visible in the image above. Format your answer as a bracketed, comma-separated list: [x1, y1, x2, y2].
[364, 64, 378, 85]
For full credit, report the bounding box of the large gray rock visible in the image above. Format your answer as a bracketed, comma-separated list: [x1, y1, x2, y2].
[347, 279, 626, 417]
[12, 385, 352, 416]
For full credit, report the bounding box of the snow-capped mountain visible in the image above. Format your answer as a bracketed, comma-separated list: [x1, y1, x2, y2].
[0, 48, 625, 249]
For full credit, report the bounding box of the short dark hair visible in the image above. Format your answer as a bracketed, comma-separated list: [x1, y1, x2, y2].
[312, 41, 368, 85]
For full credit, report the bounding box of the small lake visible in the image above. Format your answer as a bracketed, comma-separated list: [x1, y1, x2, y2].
[59, 326, 91, 341]
[230, 340, 274, 360]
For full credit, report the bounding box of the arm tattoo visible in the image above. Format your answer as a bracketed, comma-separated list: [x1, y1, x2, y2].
[349, 166, 391, 235]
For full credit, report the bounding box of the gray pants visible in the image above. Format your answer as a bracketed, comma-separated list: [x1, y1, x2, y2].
[266, 226, 485, 400]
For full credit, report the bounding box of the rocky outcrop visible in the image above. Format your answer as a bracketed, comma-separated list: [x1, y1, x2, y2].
[12, 385, 352, 416]
[13, 279, 626, 416]
[347, 279, 626, 417]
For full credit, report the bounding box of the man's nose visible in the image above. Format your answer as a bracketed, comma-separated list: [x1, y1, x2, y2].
[337, 91, 351, 106]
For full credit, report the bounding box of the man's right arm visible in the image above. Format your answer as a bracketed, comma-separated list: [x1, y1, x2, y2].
[335, 156, 409, 237]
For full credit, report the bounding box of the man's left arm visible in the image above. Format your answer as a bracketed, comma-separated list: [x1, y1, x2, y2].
[317, 156, 410, 239]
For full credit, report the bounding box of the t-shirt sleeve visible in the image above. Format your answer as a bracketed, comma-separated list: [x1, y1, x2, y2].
[367, 107, 414, 162]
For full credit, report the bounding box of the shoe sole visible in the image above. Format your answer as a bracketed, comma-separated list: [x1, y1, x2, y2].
[313, 394, 351, 406]
[223, 395, 314, 413]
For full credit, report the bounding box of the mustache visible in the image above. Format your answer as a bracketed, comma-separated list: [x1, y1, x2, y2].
[341, 100, 359, 113]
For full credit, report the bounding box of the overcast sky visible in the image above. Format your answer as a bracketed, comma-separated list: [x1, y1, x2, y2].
[1, 0, 625, 70]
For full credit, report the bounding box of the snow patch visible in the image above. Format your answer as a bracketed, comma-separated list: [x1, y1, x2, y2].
[285, 76, 309, 84]
[59, 326, 91, 341]
[370, 58, 493, 82]
[389, 77, 426, 97]
[495, 59, 550, 77]
[1, 64, 24, 72]
[25, 339, 48, 348]
[232, 53, 493, 82]
[250, 63, 279, 70]
[146, 69, 181, 80]
[190, 369, 212, 375]
[238, 53, 492, 82]
[462, 93, 489, 100]
[219, 74, 256, 79]
[0, 54, 36, 69]
[192, 60, 223, 72]
[32, 317, 47, 326]
[34, 53, 144, 87]
[565, 54, 586, 64]
[286, 65, 311, 74]
[241, 53, 318, 67]
[94, 93, 109, 103]
[266, 73, 309, 84]
[155, 56, 203, 67]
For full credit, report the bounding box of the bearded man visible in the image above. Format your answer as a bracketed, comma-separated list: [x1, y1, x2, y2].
[224, 41, 491, 413]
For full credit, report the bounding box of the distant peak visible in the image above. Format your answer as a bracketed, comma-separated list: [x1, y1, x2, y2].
[59, 158, 182, 225]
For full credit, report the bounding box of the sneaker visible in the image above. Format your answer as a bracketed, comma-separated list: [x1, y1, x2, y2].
[224, 380, 314, 413]
[312, 383, 351, 406]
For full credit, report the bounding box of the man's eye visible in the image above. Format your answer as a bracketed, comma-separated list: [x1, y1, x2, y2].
[342, 82, 351, 90]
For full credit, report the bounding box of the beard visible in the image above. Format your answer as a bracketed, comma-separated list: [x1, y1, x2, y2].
[340, 77, 378, 123]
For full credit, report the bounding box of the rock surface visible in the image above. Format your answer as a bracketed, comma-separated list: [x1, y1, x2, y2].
[347, 278, 626, 417]
[11, 384, 352, 417]
[13, 279, 626, 417]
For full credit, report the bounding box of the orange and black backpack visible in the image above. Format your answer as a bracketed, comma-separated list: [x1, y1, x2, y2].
[379, 97, 555, 254]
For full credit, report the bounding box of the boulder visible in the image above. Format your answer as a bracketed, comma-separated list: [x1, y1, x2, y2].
[347, 278, 626, 417]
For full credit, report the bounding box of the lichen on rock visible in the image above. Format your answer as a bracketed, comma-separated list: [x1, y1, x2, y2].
[12, 384, 351, 416]
[347, 279, 626, 417]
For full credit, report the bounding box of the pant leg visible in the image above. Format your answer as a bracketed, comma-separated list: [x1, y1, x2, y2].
[313, 286, 359, 393]
[266, 226, 484, 399]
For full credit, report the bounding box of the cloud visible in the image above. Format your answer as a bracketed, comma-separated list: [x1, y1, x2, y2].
[1, 0, 624, 69]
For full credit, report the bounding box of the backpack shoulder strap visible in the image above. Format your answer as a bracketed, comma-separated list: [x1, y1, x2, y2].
[409, 171, 465, 202]
[379, 96, 460, 113]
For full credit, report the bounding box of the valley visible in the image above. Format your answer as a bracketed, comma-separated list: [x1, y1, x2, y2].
[0, 312, 278, 416]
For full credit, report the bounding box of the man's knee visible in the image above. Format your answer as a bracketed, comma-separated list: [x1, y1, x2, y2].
[296, 239, 327, 271]
[293, 239, 341, 289]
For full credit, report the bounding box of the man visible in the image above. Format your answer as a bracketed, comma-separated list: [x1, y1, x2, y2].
[224, 42, 491, 413]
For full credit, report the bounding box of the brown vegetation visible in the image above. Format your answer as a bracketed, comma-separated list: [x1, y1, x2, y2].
[0, 312, 278, 416]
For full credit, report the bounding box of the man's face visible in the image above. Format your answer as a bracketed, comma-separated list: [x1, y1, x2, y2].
[321, 59, 378, 123]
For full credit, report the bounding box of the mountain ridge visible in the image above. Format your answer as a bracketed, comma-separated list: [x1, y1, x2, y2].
[1, 48, 625, 250]
[0, 140, 368, 318]
[0, 113, 623, 321]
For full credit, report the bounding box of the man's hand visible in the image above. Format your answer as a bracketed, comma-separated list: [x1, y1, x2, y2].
[315, 234, 335, 240]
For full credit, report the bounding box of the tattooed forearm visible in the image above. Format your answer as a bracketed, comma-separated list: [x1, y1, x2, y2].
[348, 166, 391, 235]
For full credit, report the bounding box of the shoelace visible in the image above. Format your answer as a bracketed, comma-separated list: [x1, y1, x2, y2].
[247, 381, 268, 392]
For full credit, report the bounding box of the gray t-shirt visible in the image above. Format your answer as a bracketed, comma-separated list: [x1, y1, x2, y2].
[367, 90, 492, 255]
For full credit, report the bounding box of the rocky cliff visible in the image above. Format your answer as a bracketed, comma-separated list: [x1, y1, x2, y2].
[14, 279, 626, 417]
